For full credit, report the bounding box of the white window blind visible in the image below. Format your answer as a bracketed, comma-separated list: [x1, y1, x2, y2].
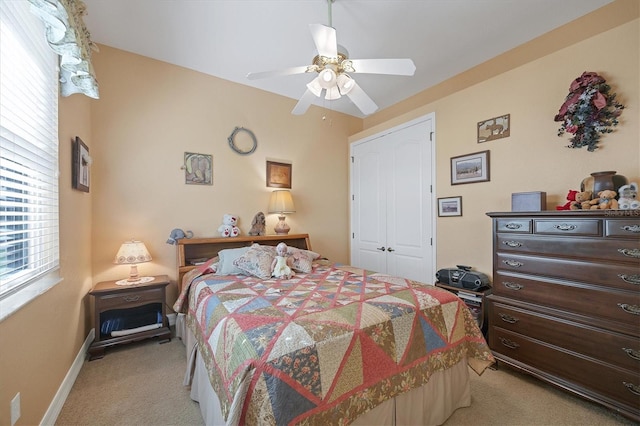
[0, 0, 60, 320]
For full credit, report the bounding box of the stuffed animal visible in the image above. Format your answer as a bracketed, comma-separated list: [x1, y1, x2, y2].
[618, 182, 639, 210]
[589, 190, 619, 210]
[217, 214, 240, 237]
[248, 211, 266, 236]
[569, 191, 592, 210]
[166, 228, 194, 244]
[556, 190, 578, 210]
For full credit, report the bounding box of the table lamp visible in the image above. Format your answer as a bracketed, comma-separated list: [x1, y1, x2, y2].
[113, 240, 153, 285]
[268, 190, 296, 234]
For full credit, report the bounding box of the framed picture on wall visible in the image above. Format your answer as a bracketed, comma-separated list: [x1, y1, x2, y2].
[184, 152, 213, 185]
[266, 161, 292, 188]
[438, 196, 462, 217]
[72, 136, 90, 192]
[451, 150, 490, 185]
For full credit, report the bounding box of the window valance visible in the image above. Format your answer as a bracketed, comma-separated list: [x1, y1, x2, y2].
[28, 0, 99, 99]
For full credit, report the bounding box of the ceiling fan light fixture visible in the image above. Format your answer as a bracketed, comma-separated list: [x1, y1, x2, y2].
[325, 86, 341, 100]
[337, 73, 354, 95]
[318, 68, 337, 88]
[306, 77, 324, 97]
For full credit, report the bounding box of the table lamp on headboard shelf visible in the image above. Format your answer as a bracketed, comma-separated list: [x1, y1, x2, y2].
[113, 240, 154, 285]
[268, 190, 296, 235]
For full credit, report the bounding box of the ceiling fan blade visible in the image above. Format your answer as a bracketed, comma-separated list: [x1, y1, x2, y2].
[346, 81, 378, 115]
[309, 23, 337, 58]
[292, 89, 317, 115]
[247, 65, 310, 80]
[348, 59, 416, 76]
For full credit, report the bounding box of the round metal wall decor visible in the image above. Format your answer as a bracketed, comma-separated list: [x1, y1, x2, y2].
[227, 127, 257, 155]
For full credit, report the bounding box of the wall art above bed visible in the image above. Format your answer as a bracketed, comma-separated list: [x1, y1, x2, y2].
[183, 152, 212, 185]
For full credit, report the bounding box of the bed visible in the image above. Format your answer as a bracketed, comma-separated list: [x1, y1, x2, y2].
[173, 234, 494, 425]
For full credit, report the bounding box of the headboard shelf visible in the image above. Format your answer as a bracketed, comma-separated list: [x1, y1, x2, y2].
[177, 233, 311, 287]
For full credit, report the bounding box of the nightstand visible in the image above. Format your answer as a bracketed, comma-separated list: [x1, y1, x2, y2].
[435, 282, 491, 337]
[88, 275, 171, 360]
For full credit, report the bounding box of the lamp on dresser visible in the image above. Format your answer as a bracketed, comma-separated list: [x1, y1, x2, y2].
[268, 190, 296, 235]
[113, 240, 153, 285]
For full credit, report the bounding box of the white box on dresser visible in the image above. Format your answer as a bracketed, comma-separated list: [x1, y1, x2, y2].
[486, 210, 640, 422]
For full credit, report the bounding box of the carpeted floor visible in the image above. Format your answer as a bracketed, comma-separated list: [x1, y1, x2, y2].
[55, 331, 636, 426]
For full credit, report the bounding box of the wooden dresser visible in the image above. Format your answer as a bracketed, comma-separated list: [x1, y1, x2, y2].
[486, 211, 639, 421]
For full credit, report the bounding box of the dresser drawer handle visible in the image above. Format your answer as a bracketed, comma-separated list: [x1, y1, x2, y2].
[618, 303, 640, 315]
[503, 240, 523, 248]
[623, 382, 640, 396]
[123, 295, 141, 303]
[503, 282, 524, 291]
[622, 348, 640, 361]
[505, 223, 522, 230]
[502, 259, 524, 268]
[499, 337, 520, 349]
[618, 248, 640, 259]
[618, 274, 640, 285]
[498, 313, 519, 324]
[554, 223, 576, 231]
[621, 225, 640, 233]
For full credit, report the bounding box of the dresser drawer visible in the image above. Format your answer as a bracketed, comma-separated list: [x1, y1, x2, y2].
[496, 219, 532, 234]
[496, 252, 640, 291]
[97, 287, 164, 310]
[496, 234, 640, 263]
[488, 300, 640, 371]
[605, 218, 640, 238]
[490, 328, 640, 410]
[492, 271, 640, 327]
[534, 219, 601, 236]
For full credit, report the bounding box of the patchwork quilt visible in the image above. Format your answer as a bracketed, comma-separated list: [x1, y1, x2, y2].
[174, 261, 494, 425]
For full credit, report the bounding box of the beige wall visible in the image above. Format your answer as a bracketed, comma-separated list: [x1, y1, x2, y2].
[0, 2, 637, 424]
[0, 94, 93, 425]
[89, 46, 362, 304]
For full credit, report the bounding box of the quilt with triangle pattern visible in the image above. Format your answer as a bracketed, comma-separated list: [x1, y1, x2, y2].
[175, 260, 494, 425]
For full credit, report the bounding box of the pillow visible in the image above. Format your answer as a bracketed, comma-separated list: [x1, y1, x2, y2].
[196, 256, 219, 274]
[233, 244, 275, 279]
[286, 247, 321, 273]
[215, 246, 251, 275]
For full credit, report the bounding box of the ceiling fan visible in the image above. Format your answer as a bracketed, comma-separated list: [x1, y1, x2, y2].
[246, 0, 416, 116]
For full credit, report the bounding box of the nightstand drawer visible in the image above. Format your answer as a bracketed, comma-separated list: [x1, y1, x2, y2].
[97, 287, 164, 310]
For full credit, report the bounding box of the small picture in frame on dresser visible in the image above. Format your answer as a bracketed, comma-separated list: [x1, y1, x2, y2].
[438, 196, 462, 217]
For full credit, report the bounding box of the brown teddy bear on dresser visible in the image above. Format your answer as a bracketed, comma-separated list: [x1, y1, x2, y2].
[570, 191, 592, 210]
[589, 190, 618, 210]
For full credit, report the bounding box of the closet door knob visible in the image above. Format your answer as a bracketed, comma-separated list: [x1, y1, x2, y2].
[376, 246, 386, 251]
[387, 247, 395, 252]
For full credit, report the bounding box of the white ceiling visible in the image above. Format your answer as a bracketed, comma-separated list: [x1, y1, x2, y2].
[82, 0, 613, 118]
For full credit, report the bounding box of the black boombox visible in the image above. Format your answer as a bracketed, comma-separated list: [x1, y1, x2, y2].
[435, 265, 490, 291]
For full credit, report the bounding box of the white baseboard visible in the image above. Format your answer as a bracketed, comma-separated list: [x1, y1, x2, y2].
[41, 328, 94, 426]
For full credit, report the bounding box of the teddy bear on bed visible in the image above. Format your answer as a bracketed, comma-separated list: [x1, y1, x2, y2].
[217, 214, 241, 238]
[588, 190, 618, 210]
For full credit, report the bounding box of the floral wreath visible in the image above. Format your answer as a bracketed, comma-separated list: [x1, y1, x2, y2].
[554, 71, 624, 152]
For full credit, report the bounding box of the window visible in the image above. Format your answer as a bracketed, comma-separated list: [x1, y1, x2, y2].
[0, 0, 61, 321]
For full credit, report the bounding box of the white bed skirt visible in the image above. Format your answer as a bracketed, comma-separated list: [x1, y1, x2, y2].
[177, 313, 471, 426]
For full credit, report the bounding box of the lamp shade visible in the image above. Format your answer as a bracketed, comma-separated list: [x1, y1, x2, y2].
[114, 241, 152, 265]
[268, 190, 296, 214]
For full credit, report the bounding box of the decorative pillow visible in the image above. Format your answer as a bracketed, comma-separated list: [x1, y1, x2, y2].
[233, 244, 275, 279]
[287, 247, 321, 273]
[215, 246, 251, 275]
[196, 256, 219, 274]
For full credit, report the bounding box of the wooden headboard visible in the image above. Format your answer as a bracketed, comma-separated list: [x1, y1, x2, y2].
[176, 233, 311, 287]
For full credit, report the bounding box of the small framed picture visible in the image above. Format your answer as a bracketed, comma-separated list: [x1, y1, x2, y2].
[72, 136, 90, 192]
[184, 152, 213, 185]
[478, 114, 510, 143]
[438, 196, 462, 217]
[266, 161, 292, 188]
[451, 150, 490, 185]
